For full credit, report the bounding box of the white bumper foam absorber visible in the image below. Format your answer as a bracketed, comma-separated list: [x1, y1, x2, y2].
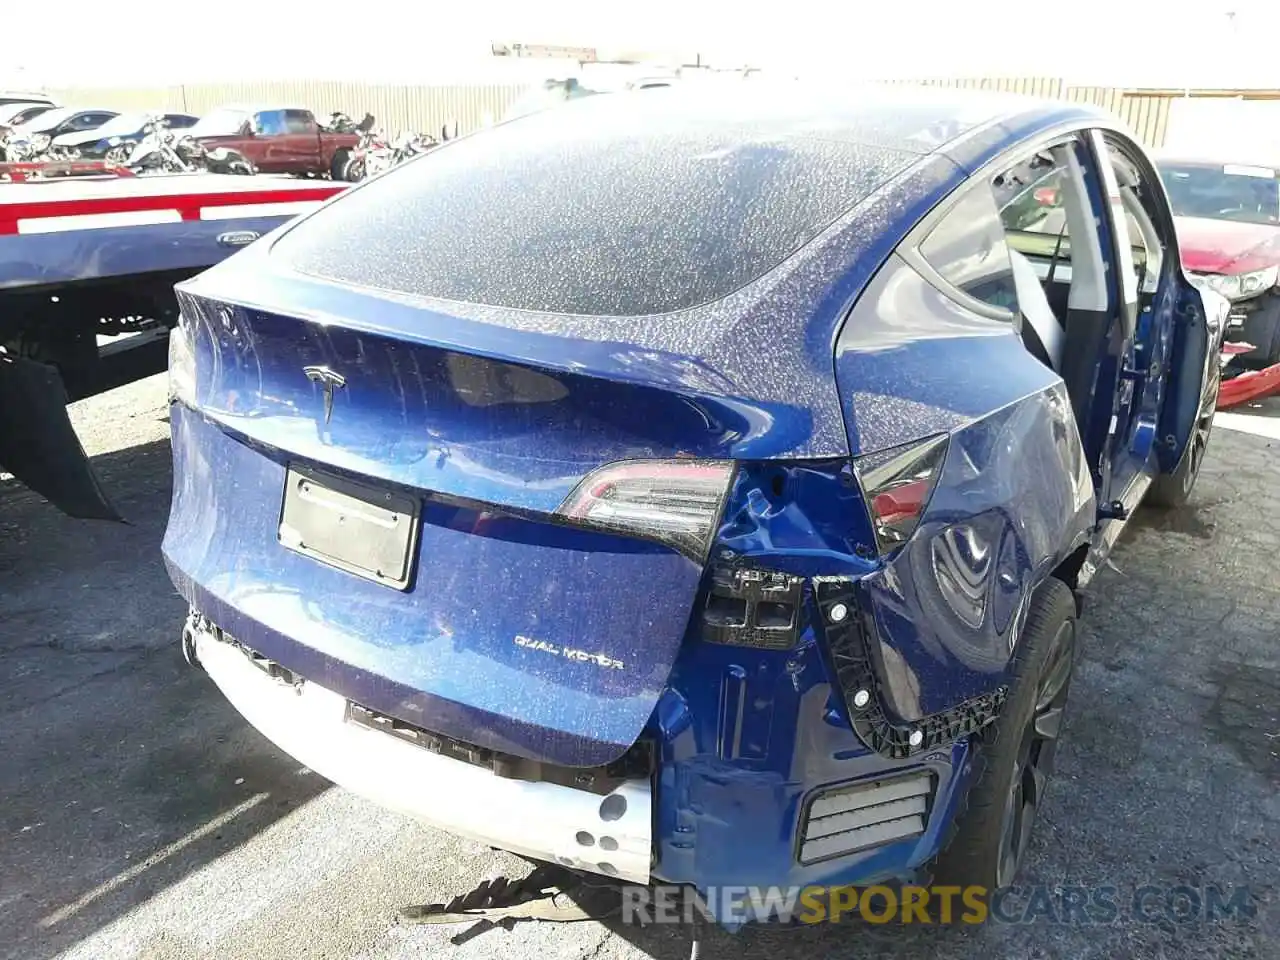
[195, 629, 653, 883]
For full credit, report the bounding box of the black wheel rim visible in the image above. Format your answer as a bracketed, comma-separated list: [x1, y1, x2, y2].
[1183, 371, 1218, 492]
[996, 619, 1076, 887]
[1184, 410, 1212, 492]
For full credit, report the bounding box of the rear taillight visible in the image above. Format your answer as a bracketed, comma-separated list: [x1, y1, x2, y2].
[556, 460, 736, 563]
[854, 434, 948, 554]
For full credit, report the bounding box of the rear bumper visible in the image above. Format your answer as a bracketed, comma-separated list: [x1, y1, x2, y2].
[191, 618, 654, 884]
[165, 408, 976, 903]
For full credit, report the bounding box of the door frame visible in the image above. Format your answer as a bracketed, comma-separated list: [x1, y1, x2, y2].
[1089, 128, 1219, 477]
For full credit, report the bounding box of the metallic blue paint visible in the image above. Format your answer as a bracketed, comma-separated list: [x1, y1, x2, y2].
[649, 624, 977, 919]
[1158, 284, 1218, 471]
[163, 404, 702, 768]
[716, 461, 880, 577]
[176, 153, 968, 463]
[175, 294, 815, 515]
[854, 383, 1094, 720]
[163, 90, 1215, 911]
[834, 254, 1096, 720]
[834, 253, 1068, 453]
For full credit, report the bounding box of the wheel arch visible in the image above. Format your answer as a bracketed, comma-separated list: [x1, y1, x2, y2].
[855, 380, 1096, 725]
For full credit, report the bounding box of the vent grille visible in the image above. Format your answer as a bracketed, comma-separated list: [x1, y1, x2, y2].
[798, 771, 933, 864]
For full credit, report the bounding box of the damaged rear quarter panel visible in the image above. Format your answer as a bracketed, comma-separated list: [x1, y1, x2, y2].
[835, 253, 1095, 722]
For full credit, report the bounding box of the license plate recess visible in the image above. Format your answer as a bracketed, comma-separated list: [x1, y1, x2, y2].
[278, 466, 419, 590]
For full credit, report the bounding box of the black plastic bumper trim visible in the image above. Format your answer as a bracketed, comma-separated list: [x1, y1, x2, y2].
[812, 576, 1008, 760]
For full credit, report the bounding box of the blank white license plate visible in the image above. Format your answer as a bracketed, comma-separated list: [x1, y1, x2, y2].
[278, 466, 420, 590]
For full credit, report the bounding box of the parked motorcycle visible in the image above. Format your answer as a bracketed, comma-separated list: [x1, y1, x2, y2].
[324, 111, 359, 134]
[122, 114, 254, 175]
[1, 131, 53, 163]
[124, 115, 189, 173]
[341, 116, 441, 182]
[338, 114, 386, 181]
[391, 130, 438, 164]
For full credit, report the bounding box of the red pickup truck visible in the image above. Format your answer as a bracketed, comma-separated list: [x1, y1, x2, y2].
[186, 105, 362, 180]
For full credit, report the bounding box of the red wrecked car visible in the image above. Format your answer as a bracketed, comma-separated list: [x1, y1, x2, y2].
[1025, 153, 1279, 408]
[1154, 155, 1280, 369]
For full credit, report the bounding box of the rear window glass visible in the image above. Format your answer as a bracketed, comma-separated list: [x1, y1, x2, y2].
[271, 96, 913, 316]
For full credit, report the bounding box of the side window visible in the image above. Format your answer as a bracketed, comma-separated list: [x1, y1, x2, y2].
[916, 137, 1111, 346]
[992, 151, 1074, 269]
[72, 113, 112, 131]
[989, 140, 1112, 322]
[283, 110, 315, 134]
[918, 139, 1115, 374]
[917, 186, 1019, 312]
[253, 110, 288, 136]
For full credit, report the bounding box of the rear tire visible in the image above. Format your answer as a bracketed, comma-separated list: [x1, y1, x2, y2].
[330, 149, 352, 181]
[931, 577, 1079, 890]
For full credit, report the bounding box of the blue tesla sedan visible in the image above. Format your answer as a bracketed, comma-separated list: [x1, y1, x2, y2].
[162, 83, 1225, 923]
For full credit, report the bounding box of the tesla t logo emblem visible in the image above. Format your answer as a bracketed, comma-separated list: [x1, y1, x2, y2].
[303, 365, 346, 424]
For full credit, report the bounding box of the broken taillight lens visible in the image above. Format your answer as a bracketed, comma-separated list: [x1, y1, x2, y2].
[556, 460, 736, 563]
[854, 434, 948, 555]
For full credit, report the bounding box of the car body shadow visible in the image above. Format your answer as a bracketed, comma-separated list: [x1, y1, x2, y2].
[1, 436, 332, 960]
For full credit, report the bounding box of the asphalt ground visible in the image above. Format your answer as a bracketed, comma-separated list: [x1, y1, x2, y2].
[2, 374, 1277, 960]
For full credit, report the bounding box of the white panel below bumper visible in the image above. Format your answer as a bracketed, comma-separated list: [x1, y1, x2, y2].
[195, 630, 653, 883]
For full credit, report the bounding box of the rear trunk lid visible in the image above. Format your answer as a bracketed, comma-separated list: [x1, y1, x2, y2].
[164, 97, 920, 766]
[165, 270, 828, 768]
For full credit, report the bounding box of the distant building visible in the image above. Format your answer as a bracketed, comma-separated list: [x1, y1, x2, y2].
[491, 42, 598, 61]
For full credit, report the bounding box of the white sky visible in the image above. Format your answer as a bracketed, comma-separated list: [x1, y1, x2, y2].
[5, 1, 1278, 89]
